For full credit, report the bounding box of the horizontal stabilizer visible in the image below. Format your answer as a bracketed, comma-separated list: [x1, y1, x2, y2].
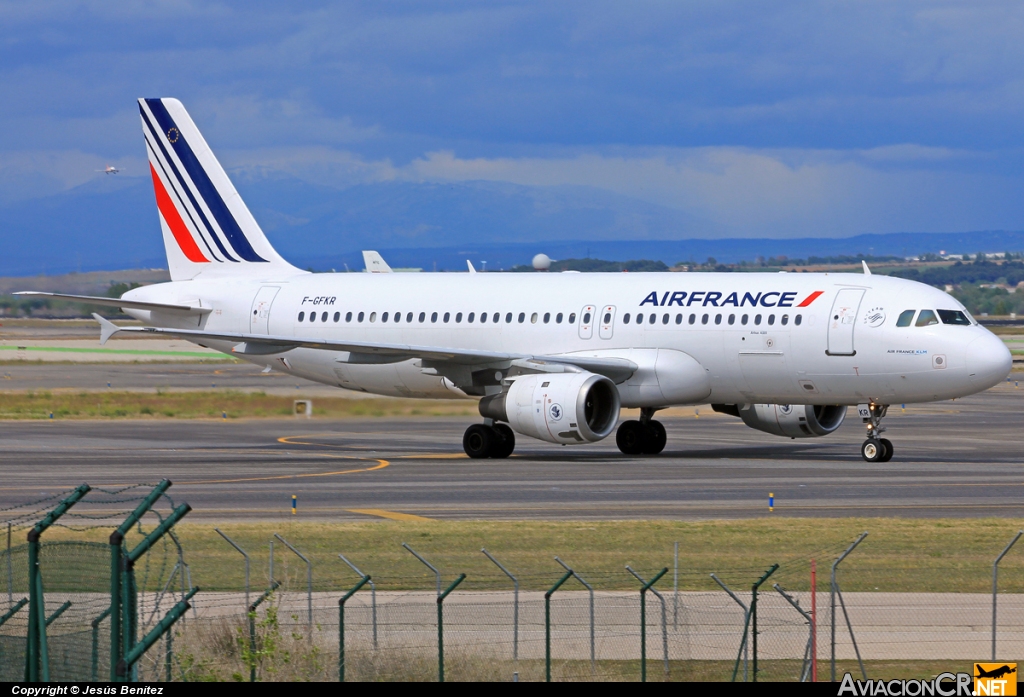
[15, 292, 211, 315]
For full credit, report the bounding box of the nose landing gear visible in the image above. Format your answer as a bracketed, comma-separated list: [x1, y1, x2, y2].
[463, 421, 515, 459]
[859, 403, 893, 462]
[615, 408, 667, 455]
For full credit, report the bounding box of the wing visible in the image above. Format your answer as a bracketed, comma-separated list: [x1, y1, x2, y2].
[91, 314, 637, 382]
[16, 292, 211, 315]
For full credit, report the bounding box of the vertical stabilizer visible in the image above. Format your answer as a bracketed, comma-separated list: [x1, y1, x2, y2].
[139, 98, 300, 281]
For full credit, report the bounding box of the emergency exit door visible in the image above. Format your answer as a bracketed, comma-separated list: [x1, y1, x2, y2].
[826, 288, 864, 356]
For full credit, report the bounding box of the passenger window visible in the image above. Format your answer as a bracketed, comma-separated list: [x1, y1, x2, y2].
[406, 312, 413, 323]
[688, 314, 696, 325]
[675, 313, 682, 324]
[298, 311, 305, 322]
[310, 313, 316, 323]
[321, 312, 328, 322]
[556, 313, 563, 324]
[381, 312, 389, 322]
[369, 312, 376, 322]
[767, 314, 775, 326]
[518, 312, 526, 323]
[639, 313, 646, 325]
[938, 309, 971, 326]
[479, 312, 486, 323]
[468, 312, 475, 323]
[701, 313, 709, 325]
[346, 312, 352, 322]
[333, 312, 340, 322]
[915, 310, 939, 327]
[443, 312, 450, 323]
[532, 313, 539, 324]
[394, 312, 401, 323]
[741, 314, 748, 325]
[418, 312, 425, 322]
[896, 310, 915, 327]
[623, 313, 631, 324]
[455, 312, 462, 323]
[781, 314, 788, 326]
[543, 312, 550, 324]
[358, 312, 365, 322]
[506, 312, 513, 323]
[649, 313, 656, 324]
[795, 314, 802, 326]
[754, 314, 762, 325]
[728, 314, 735, 325]
[431, 312, 438, 323]
[662, 313, 669, 324]
[582, 312, 591, 324]
[604, 312, 612, 324]
[568, 313, 576, 323]
[715, 314, 722, 325]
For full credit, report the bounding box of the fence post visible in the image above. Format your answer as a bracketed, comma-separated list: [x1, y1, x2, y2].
[627, 566, 668, 682]
[402, 542, 441, 595]
[338, 575, 370, 682]
[482, 548, 519, 664]
[811, 560, 817, 682]
[545, 569, 573, 683]
[117, 588, 198, 679]
[437, 573, 466, 683]
[774, 583, 813, 682]
[6, 522, 11, 606]
[273, 534, 313, 635]
[339, 554, 376, 650]
[246, 580, 280, 682]
[711, 573, 749, 682]
[555, 556, 595, 672]
[992, 530, 1022, 660]
[673, 541, 679, 630]
[25, 483, 90, 682]
[751, 564, 778, 682]
[215, 529, 250, 611]
[832, 532, 868, 682]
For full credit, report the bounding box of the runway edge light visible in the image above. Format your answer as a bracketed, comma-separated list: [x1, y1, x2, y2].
[769, 492, 774, 512]
[292, 495, 297, 515]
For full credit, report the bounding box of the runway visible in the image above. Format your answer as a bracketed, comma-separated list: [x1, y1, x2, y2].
[0, 384, 1021, 521]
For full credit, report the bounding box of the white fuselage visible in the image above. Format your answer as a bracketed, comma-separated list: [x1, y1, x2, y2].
[123, 270, 1011, 408]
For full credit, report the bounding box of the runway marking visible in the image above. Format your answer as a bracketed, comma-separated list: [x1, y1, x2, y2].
[398, 453, 469, 460]
[175, 458, 389, 485]
[346, 508, 435, 522]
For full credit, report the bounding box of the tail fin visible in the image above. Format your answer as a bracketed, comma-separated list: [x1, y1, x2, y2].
[139, 98, 300, 281]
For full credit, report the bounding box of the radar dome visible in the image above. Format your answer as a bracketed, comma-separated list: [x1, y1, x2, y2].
[532, 253, 552, 271]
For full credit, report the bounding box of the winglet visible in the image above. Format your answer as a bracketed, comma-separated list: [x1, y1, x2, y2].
[92, 313, 121, 345]
[467, 260, 477, 273]
[861, 260, 872, 275]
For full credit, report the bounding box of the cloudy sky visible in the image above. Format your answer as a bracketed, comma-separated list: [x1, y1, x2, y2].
[3, 0, 1024, 257]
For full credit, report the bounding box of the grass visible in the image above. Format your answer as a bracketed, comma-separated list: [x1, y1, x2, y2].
[0, 390, 476, 419]
[34, 518, 1024, 593]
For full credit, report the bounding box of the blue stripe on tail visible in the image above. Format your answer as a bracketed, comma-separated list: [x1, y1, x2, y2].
[144, 99, 267, 263]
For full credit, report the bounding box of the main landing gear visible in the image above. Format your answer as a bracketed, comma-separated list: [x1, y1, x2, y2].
[463, 421, 515, 459]
[859, 403, 893, 463]
[616, 408, 667, 456]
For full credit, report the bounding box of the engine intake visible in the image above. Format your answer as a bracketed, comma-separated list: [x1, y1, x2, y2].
[712, 403, 847, 438]
[479, 371, 620, 444]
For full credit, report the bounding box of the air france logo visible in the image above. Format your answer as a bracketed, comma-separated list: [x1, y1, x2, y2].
[639, 290, 824, 309]
[549, 404, 563, 421]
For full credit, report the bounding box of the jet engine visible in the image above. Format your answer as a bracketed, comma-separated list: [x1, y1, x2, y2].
[712, 403, 847, 438]
[479, 372, 620, 444]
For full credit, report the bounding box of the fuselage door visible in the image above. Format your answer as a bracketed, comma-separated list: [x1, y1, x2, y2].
[250, 286, 281, 335]
[598, 305, 616, 339]
[578, 305, 596, 340]
[826, 288, 865, 356]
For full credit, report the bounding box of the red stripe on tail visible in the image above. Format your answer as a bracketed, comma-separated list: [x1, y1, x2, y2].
[797, 290, 824, 307]
[149, 163, 209, 263]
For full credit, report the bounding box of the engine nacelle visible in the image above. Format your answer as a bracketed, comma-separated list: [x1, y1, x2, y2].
[713, 403, 847, 438]
[479, 372, 621, 444]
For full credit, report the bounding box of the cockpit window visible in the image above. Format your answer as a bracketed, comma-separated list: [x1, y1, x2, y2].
[896, 310, 915, 327]
[937, 309, 972, 326]
[915, 309, 939, 327]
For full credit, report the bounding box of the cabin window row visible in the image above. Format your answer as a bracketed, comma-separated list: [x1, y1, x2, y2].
[295, 311, 580, 324]
[621, 312, 802, 327]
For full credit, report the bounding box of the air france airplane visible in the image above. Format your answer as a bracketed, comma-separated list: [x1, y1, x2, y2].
[20, 98, 1013, 462]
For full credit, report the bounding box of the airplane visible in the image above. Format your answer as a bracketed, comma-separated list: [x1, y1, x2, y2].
[975, 665, 1016, 680]
[96, 165, 120, 174]
[18, 98, 1013, 462]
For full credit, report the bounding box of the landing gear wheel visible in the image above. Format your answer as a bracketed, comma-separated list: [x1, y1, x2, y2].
[878, 438, 893, 462]
[616, 420, 645, 455]
[642, 420, 667, 455]
[861, 438, 884, 463]
[490, 423, 516, 459]
[463, 424, 494, 459]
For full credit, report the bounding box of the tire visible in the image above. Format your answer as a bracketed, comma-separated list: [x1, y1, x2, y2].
[878, 438, 893, 462]
[861, 438, 884, 462]
[490, 423, 516, 459]
[642, 420, 667, 455]
[616, 420, 645, 455]
[463, 424, 494, 459]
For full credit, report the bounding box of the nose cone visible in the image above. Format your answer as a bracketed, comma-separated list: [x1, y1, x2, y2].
[966, 332, 1012, 390]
